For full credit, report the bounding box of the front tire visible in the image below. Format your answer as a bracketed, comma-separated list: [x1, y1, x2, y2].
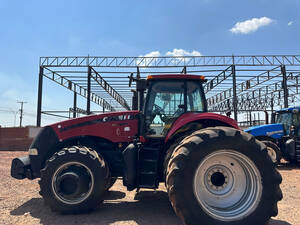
[261, 140, 281, 164]
[166, 127, 282, 225]
[39, 146, 109, 214]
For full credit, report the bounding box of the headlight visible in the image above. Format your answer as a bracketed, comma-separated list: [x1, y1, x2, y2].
[28, 148, 38, 155]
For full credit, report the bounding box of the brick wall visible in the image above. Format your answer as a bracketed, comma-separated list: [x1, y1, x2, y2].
[0, 127, 41, 151]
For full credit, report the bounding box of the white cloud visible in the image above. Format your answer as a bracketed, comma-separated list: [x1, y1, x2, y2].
[143, 51, 161, 57]
[230, 17, 273, 34]
[136, 51, 161, 66]
[288, 21, 293, 26]
[166, 48, 202, 56]
[166, 48, 202, 57]
[138, 49, 202, 66]
[140, 49, 202, 58]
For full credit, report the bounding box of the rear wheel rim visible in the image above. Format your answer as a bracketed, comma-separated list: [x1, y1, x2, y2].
[51, 161, 94, 205]
[193, 150, 262, 221]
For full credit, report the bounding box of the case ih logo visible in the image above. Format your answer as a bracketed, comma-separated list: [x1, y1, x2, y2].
[59, 114, 137, 132]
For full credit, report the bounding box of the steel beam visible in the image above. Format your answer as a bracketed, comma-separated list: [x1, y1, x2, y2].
[204, 66, 232, 93]
[42, 68, 115, 111]
[73, 92, 77, 118]
[209, 75, 300, 112]
[87, 66, 91, 114]
[36, 66, 44, 127]
[36, 54, 300, 125]
[40, 55, 300, 67]
[232, 65, 238, 121]
[90, 67, 130, 110]
[207, 66, 282, 108]
[281, 65, 289, 108]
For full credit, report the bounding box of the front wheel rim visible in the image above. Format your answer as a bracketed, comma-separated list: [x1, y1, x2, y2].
[51, 161, 94, 205]
[193, 150, 262, 221]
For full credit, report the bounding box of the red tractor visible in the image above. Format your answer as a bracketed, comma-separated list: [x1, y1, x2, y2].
[11, 74, 282, 225]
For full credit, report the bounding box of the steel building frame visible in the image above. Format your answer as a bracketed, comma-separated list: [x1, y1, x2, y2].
[36, 55, 300, 126]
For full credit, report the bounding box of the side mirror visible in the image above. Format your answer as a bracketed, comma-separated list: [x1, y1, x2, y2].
[131, 90, 138, 110]
[290, 125, 296, 136]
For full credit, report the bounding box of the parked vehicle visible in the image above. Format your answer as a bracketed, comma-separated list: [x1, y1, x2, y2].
[11, 74, 282, 225]
[246, 107, 300, 164]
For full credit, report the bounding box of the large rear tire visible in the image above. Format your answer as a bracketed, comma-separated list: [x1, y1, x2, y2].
[39, 146, 109, 214]
[166, 126, 282, 225]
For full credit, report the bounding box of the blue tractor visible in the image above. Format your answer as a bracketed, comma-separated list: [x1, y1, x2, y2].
[245, 107, 300, 164]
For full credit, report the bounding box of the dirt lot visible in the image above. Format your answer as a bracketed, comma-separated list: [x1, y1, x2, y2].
[0, 151, 299, 225]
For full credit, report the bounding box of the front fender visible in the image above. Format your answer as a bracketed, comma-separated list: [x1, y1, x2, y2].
[29, 126, 59, 177]
[165, 112, 239, 142]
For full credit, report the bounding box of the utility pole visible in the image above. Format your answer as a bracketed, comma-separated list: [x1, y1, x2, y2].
[17, 101, 27, 127]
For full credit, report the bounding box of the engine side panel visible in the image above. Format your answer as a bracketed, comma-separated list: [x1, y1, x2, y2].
[51, 111, 139, 143]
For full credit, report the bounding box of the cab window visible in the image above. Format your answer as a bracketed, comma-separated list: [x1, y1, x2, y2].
[187, 81, 205, 112]
[275, 112, 292, 134]
[145, 81, 185, 136]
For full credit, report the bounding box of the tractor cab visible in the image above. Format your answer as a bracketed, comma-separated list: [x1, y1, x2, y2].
[272, 108, 300, 136]
[247, 106, 300, 163]
[131, 74, 207, 139]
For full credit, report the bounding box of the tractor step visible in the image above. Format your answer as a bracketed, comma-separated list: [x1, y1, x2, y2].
[137, 145, 160, 189]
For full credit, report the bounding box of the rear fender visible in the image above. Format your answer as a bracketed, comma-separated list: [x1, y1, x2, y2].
[165, 112, 239, 143]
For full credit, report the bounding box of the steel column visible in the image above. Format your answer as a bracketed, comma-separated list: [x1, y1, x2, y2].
[36, 66, 44, 127]
[271, 97, 274, 113]
[281, 65, 289, 108]
[87, 66, 91, 114]
[264, 111, 269, 124]
[73, 92, 77, 118]
[232, 65, 238, 121]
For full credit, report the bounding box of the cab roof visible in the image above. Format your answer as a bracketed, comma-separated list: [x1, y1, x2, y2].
[147, 74, 205, 81]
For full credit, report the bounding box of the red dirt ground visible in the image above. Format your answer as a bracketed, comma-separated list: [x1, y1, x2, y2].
[0, 151, 299, 225]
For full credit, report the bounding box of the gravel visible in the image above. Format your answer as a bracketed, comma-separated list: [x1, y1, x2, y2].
[0, 151, 299, 225]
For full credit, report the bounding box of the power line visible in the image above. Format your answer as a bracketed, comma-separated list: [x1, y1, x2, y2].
[17, 101, 27, 127]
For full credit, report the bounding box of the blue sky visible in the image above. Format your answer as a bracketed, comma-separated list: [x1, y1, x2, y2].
[0, 0, 300, 126]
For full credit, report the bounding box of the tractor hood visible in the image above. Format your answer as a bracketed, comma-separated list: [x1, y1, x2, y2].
[50, 110, 140, 143]
[245, 124, 284, 140]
